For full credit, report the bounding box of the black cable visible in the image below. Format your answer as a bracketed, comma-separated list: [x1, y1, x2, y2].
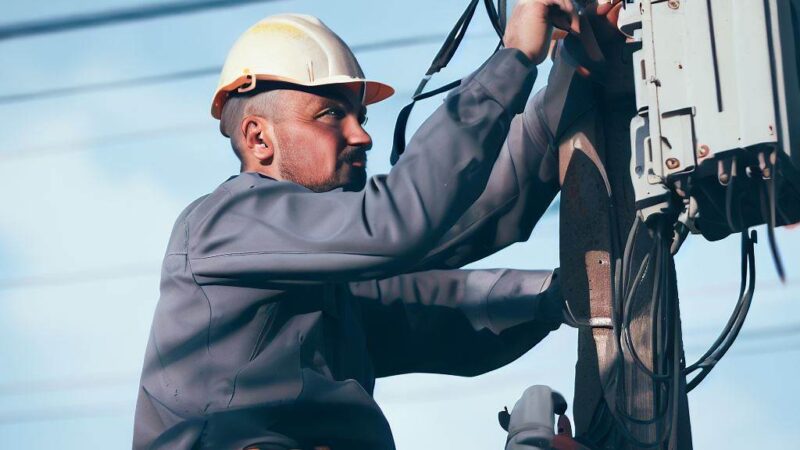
[622, 214, 641, 297]
[652, 226, 671, 378]
[668, 253, 682, 447]
[684, 230, 750, 375]
[762, 169, 786, 282]
[391, 0, 506, 164]
[390, 0, 483, 163]
[725, 157, 738, 232]
[497, 0, 508, 31]
[602, 218, 675, 448]
[693, 233, 756, 377]
[622, 249, 671, 382]
[0, 0, 281, 41]
[482, 0, 506, 39]
[607, 215, 702, 448]
[686, 230, 757, 392]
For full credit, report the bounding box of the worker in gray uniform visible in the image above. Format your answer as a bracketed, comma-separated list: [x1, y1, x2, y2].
[133, 1, 582, 449]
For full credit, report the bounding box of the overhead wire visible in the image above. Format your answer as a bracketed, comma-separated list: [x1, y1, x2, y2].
[0, 122, 210, 161]
[0, 262, 158, 291]
[0, 32, 490, 106]
[0, 322, 796, 397]
[0, 335, 798, 426]
[0, 0, 282, 41]
[0, 403, 132, 425]
[0, 31, 498, 163]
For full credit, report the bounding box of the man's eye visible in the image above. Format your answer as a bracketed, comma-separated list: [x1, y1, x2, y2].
[323, 108, 346, 119]
[359, 115, 369, 126]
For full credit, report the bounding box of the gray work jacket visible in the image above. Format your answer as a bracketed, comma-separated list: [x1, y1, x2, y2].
[133, 49, 561, 450]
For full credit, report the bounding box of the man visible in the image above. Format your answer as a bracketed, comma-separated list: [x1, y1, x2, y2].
[134, 1, 582, 449]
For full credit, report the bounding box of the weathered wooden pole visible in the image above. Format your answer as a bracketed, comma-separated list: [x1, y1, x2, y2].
[550, 26, 693, 449]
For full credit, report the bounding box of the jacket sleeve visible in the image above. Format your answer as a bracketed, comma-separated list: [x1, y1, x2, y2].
[349, 268, 562, 378]
[411, 47, 595, 271]
[413, 89, 560, 270]
[188, 49, 538, 285]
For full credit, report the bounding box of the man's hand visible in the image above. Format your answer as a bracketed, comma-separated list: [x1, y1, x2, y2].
[505, 0, 580, 65]
[550, 1, 624, 42]
[583, 0, 625, 45]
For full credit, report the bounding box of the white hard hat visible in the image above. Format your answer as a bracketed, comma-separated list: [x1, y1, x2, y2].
[211, 13, 394, 119]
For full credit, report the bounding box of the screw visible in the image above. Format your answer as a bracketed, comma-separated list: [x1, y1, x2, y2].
[666, 158, 681, 170]
[719, 173, 730, 184]
[668, 0, 680, 9]
[697, 145, 710, 158]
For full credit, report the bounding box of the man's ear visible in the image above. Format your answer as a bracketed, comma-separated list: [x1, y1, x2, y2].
[241, 115, 275, 164]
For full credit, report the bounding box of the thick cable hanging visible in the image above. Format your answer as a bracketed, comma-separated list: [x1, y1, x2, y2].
[390, 0, 506, 165]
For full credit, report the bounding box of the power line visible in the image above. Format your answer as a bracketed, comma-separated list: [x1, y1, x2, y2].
[0, 122, 210, 161]
[0, 32, 489, 106]
[0, 337, 798, 425]
[0, 68, 219, 105]
[0, 403, 131, 425]
[0, 373, 136, 396]
[709, 322, 800, 341]
[0, 32, 494, 162]
[0, 321, 795, 400]
[723, 341, 800, 357]
[683, 324, 800, 355]
[0, 263, 157, 291]
[0, 33, 497, 160]
[0, 31, 496, 163]
[0, 253, 787, 294]
[0, 0, 281, 41]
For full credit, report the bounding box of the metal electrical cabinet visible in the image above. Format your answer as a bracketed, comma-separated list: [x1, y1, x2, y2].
[621, 0, 800, 241]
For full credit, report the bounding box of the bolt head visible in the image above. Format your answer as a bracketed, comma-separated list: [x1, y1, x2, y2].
[666, 158, 681, 170]
[697, 145, 710, 158]
[668, 0, 680, 9]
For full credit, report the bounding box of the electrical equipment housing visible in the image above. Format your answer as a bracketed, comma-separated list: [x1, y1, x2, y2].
[622, 0, 800, 239]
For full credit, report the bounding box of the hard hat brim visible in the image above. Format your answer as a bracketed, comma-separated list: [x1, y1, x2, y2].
[211, 74, 395, 119]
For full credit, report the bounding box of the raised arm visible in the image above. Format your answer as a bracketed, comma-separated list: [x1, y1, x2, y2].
[413, 89, 560, 270]
[187, 1, 580, 285]
[413, 37, 602, 271]
[348, 268, 563, 378]
[188, 50, 537, 285]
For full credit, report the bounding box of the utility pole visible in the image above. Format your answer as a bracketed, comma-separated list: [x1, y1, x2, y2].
[553, 31, 693, 449]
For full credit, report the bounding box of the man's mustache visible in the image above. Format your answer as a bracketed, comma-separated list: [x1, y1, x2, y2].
[341, 147, 369, 164]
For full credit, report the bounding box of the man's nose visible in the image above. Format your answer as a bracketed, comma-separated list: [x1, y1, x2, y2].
[346, 118, 373, 150]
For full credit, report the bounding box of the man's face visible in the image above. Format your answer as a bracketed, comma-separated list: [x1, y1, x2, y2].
[269, 86, 372, 192]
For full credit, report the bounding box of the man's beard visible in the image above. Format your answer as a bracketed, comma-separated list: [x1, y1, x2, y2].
[277, 137, 367, 193]
[338, 147, 368, 192]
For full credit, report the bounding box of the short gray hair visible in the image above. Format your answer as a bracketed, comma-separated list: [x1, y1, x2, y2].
[219, 89, 284, 159]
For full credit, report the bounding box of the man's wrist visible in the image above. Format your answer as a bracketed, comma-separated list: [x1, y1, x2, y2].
[472, 48, 539, 115]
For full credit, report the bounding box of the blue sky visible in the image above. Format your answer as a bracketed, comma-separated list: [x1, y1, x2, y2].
[0, 0, 798, 448]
